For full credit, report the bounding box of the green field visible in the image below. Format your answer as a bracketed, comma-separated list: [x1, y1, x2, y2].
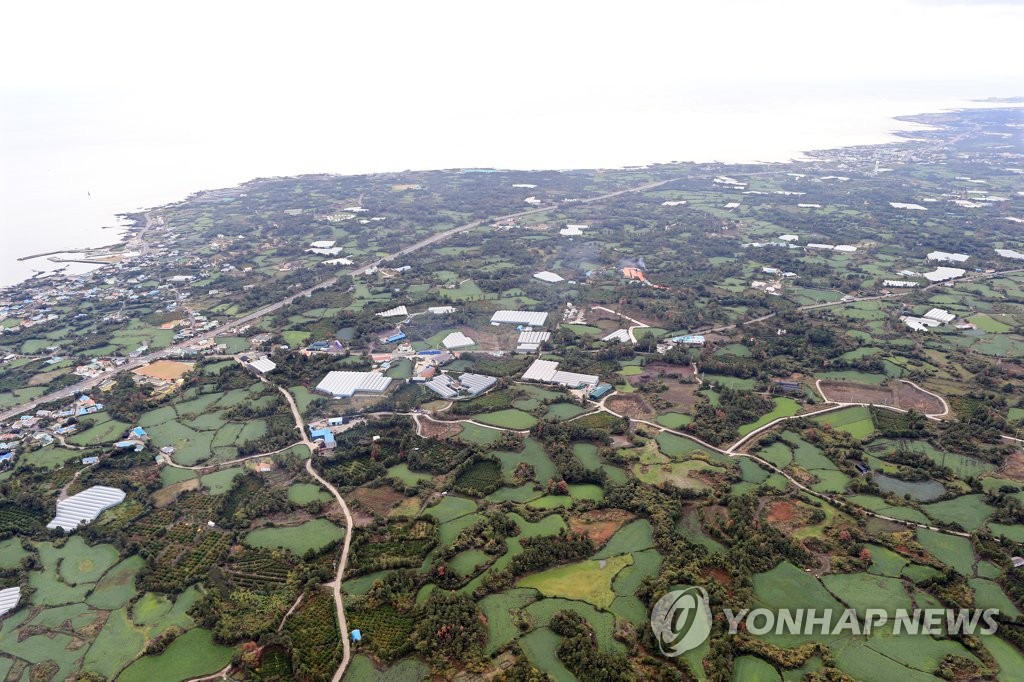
[471, 409, 538, 429]
[244, 519, 344, 555]
[119, 628, 234, 682]
[288, 483, 332, 504]
[518, 554, 633, 608]
[738, 397, 801, 436]
[813, 406, 874, 438]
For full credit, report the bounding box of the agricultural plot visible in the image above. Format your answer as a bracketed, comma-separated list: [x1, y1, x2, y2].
[471, 409, 537, 429]
[812, 406, 874, 439]
[593, 519, 655, 559]
[479, 588, 537, 655]
[517, 554, 632, 608]
[737, 397, 800, 436]
[119, 628, 233, 682]
[244, 519, 343, 556]
[916, 529, 975, 575]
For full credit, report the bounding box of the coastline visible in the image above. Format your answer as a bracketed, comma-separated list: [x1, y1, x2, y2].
[2, 100, 1019, 292]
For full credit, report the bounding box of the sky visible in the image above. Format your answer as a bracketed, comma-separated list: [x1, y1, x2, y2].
[0, 1, 1021, 285]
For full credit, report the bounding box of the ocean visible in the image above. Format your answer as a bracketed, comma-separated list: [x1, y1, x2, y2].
[0, 91, 1013, 288]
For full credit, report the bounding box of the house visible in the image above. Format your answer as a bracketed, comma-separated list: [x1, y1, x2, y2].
[131, 426, 148, 440]
[0, 453, 13, 466]
[114, 440, 144, 451]
[1012, 557, 1024, 569]
[383, 332, 406, 344]
[351, 629, 362, 642]
[81, 456, 99, 465]
[327, 417, 345, 427]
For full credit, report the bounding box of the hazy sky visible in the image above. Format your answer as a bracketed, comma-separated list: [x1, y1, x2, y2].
[3, 0, 1021, 153]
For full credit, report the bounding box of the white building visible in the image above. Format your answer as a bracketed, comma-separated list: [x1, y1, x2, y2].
[491, 310, 548, 327]
[996, 249, 1024, 260]
[602, 329, 631, 343]
[48, 486, 127, 532]
[428, 306, 456, 314]
[425, 372, 497, 399]
[310, 240, 336, 249]
[779, 234, 799, 242]
[249, 356, 277, 374]
[315, 371, 393, 398]
[924, 308, 956, 324]
[927, 251, 969, 263]
[376, 305, 408, 318]
[516, 330, 551, 352]
[442, 332, 475, 350]
[882, 280, 919, 288]
[522, 359, 598, 388]
[923, 267, 966, 283]
[0, 587, 20, 618]
[533, 271, 564, 283]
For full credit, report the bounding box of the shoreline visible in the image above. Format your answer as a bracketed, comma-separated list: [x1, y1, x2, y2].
[3, 102, 1019, 293]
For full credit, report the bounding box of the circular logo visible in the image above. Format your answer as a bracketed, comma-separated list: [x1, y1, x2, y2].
[650, 586, 712, 657]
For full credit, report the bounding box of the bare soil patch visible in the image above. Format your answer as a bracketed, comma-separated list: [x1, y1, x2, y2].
[703, 566, 733, 588]
[569, 509, 635, 547]
[818, 381, 895, 406]
[765, 499, 799, 525]
[133, 359, 195, 382]
[997, 450, 1024, 483]
[606, 394, 656, 420]
[349, 485, 407, 517]
[152, 478, 200, 508]
[419, 418, 463, 439]
[895, 382, 945, 415]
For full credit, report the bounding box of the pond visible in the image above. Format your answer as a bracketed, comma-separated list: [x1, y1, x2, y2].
[873, 474, 946, 502]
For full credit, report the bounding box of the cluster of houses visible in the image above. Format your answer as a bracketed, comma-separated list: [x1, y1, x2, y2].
[0, 395, 109, 469]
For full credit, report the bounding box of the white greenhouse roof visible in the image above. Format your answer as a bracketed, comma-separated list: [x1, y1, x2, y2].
[0, 587, 20, 618]
[310, 240, 336, 248]
[517, 331, 550, 345]
[923, 267, 966, 282]
[428, 306, 456, 314]
[376, 305, 408, 318]
[927, 251, 969, 263]
[602, 329, 631, 343]
[442, 332, 475, 349]
[491, 310, 548, 326]
[458, 373, 497, 395]
[522, 359, 598, 388]
[48, 486, 126, 532]
[924, 308, 956, 324]
[249, 357, 277, 373]
[996, 249, 1024, 260]
[316, 371, 393, 398]
[533, 271, 564, 283]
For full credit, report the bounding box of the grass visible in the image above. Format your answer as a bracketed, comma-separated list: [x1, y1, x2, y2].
[67, 415, 132, 445]
[0, 538, 29, 569]
[737, 398, 800, 436]
[57, 536, 119, 585]
[916, 528, 974, 575]
[545, 402, 586, 420]
[200, 467, 243, 494]
[448, 549, 491, 575]
[732, 656, 781, 681]
[593, 519, 655, 559]
[244, 519, 344, 555]
[494, 438, 557, 484]
[656, 431, 721, 460]
[386, 463, 432, 486]
[288, 483, 332, 504]
[813, 406, 874, 439]
[969, 313, 1012, 333]
[518, 554, 633, 608]
[457, 422, 502, 445]
[472, 409, 538, 429]
[520, 627, 575, 682]
[656, 412, 693, 428]
[119, 628, 234, 682]
[424, 495, 477, 523]
[612, 548, 663, 596]
[970, 578, 1022, 618]
[524, 598, 623, 653]
[479, 589, 537, 655]
[509, 512, 567, 538]
[82, 607, 147, 679]
[87, 555, 146, 610]
[821, 573, 913, 618]
[920, 494, 995, 531]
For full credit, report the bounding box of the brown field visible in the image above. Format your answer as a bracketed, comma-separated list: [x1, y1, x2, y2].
[387, 497, 422, 518]
[568, 509, 635, 547]
[133, 359, 195, 382]
[818, 380, 944, 415]
[349, 485, 407, 516]
[996, 451, 1024, 483]
[633, 362, 700, 410]
[818, 381, 894, 406]
[606, 394, 656, 420]
[419, 418, 462, 439]
[895, 382, 945, 415]
[152, 478, 200, 508]
[764, 499, 799, 525]
[28, 368, 69, 386]
[703, 566, 733, 588]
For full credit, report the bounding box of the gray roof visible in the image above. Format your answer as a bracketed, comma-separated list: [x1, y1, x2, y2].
[517, 330, 550, 344]
[48, 485, 126, 532]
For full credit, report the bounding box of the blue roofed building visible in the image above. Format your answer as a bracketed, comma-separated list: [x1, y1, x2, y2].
[309, 427, 336, 450]
[131, 426, 148, 439]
